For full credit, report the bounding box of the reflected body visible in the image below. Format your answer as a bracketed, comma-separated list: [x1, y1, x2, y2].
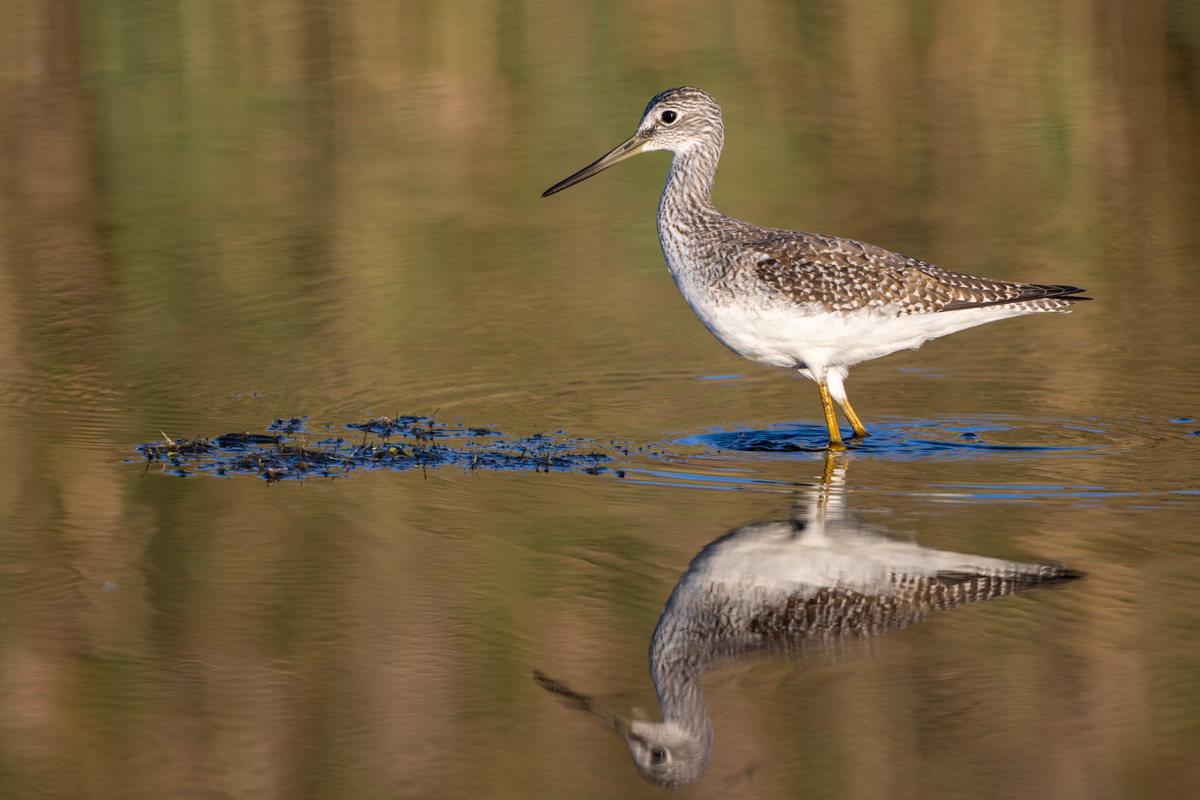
[543, 87, 1089, 449]
[537, 462, 1080, 786]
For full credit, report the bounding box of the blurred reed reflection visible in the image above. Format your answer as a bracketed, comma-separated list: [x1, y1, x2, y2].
[0, 3, 1196, 797]
[537, 455, 1081, 787]
[2, 0, 1198, 432]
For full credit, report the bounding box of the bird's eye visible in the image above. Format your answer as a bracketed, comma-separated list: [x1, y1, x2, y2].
[660, 110, 678, 124]
[650, 747, 667, 764]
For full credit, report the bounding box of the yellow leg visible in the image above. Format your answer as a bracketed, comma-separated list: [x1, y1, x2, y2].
[818, 382, 846, 450]
[819, 450, 845, 484]
[836, 396, 868, 439]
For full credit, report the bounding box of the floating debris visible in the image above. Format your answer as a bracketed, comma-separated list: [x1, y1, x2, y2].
[135, 416, 620, 482]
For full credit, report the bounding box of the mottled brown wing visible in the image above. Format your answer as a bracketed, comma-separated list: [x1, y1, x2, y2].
[928, 264, 1090, 310]
[744, 232, 1088, 314]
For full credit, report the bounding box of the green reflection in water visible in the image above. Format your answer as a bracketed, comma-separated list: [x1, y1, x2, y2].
[0, 1, 1198, 798]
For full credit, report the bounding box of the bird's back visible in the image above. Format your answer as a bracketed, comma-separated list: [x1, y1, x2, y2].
[709, 223, 1088, 316]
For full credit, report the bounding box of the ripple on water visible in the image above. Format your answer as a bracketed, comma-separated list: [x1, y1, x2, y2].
[613, 414, 1194, 502]
[675, 414, 1182, 460]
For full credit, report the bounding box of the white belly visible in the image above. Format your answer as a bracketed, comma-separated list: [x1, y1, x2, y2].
[679, 287, 1031, 376]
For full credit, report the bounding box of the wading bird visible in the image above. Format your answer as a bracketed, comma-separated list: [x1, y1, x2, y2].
[543, 87, 1088, 449]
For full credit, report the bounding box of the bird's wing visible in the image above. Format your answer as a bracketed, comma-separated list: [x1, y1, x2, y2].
[741, 232, 1088, 314]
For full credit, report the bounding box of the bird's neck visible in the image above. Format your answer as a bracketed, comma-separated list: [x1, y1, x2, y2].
[657, 144, 721, 234]
[650, 640, 714, 748]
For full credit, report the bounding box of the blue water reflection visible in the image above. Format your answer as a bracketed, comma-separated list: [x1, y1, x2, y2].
[678, 415, 1121, 459]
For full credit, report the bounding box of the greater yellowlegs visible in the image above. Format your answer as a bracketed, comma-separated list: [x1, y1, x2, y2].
[536, 460, 1081, 786]
[543, 87, 1089, 449]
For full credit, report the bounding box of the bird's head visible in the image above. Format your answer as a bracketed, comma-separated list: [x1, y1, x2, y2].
[542, 87, 723, 197]
[626, 718, 712, 788]
[534, 671, 713, 787]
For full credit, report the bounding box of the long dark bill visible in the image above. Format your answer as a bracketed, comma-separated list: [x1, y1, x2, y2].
[533, 670, 635, 740]
[541, 135, 647, 197]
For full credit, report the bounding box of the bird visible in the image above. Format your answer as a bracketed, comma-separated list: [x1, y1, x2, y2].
[535, 458, 1082, 787]
[542, 87, 1089, 449]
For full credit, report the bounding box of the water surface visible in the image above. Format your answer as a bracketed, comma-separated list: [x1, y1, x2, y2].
[1, 3, 1198, 799]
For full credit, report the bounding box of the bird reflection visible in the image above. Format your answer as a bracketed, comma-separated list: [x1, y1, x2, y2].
[535, 455, 1080, 787]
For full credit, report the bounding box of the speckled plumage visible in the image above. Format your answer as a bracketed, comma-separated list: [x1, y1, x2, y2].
[626, 503, 1077, 786]
[543, 87, 1089, 447]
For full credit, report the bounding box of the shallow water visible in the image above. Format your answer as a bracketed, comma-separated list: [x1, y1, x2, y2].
[2, 3, 1199, 799]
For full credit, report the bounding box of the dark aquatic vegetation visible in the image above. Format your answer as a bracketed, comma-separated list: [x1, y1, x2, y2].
[134, 416, 619, 482]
